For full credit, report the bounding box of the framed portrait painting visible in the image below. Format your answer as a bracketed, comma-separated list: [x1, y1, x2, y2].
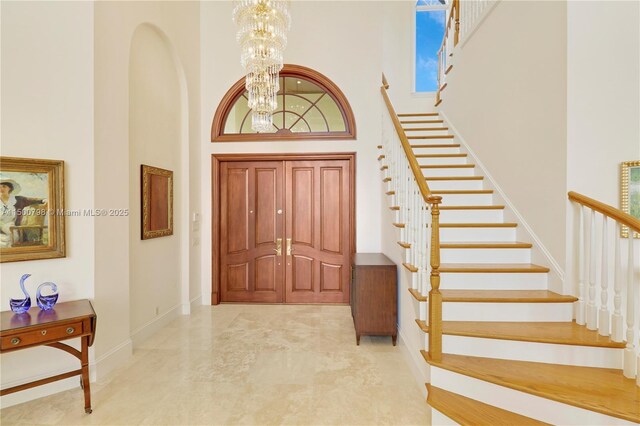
[621, 160, 640, 238]
[0, 157, 66, 263]
[141, 165, 173, 240]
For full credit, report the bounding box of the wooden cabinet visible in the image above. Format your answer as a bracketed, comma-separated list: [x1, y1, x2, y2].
[351, 253, 397, 345]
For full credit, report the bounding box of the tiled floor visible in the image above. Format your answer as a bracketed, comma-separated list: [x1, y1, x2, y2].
[1, 304, 431, 425]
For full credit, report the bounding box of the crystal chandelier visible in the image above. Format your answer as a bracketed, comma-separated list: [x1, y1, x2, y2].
[233, 0, 290, 132]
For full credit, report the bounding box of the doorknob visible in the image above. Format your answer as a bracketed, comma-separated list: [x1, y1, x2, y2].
[274, 238, 282, 256]
[286, 238, 293, 256]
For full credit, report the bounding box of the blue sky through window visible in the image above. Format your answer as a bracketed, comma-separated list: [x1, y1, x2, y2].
[415, 8, 445, 92]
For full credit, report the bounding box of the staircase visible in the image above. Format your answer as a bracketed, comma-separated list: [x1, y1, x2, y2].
[378, 100, 640, 424]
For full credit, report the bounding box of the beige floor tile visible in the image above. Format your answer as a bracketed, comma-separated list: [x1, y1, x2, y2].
[0, 304, 431, 425]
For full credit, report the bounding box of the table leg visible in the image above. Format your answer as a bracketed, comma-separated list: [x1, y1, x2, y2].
[81, 336, 92, 414]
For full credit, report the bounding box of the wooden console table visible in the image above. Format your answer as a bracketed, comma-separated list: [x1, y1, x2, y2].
[0, 299, 97, 413]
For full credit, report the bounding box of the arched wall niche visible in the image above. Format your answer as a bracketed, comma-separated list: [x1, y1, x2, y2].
[211, 64, 356, 141]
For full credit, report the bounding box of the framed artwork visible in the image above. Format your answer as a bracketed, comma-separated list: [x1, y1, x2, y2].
[141, 165, 173, 240]
[0, 157, 65, 263]
[621, 160, 640, 238]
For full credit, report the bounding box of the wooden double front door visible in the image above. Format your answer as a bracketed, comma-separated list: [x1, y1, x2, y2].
[219, 158, 352, 304]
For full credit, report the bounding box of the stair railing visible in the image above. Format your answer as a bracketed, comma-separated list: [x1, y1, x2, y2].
[435, 0, 459, 107]
[568, 191, 640, 386]
[381, 75, 443, 361]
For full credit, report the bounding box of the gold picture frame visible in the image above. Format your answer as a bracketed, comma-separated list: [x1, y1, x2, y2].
[0, 156, 66, 262]
[141, 165, 173, 240]
[621, 160, 640, 238]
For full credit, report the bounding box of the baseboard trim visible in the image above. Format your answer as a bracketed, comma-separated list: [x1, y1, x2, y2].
[130, 303, 181, 349]
[438, 111, 565, 291]
[397, 325, 430, 398]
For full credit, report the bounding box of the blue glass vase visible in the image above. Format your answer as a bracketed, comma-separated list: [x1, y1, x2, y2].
[10, 274, 32, 314]
[36, 282, 58, 310]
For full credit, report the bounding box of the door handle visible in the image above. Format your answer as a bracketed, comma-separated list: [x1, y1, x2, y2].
[286, 238, 293, 256]
[274, 238, 282, 256]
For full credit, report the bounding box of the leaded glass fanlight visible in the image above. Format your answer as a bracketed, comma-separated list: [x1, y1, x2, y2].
[212, 64, 356, 141]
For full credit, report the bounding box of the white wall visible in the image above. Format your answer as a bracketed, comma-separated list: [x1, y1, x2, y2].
[128, 24, 184, 337]
[0, 1, 95, 406]
[94, 0, 201, 371]
[438, 1, 568, 270]
[200, 1, 385, 302]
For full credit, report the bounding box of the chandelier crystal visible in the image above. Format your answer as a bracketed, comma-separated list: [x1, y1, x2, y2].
[233, 0, 290, 132]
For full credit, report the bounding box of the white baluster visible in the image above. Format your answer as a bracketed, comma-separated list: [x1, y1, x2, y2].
[611, 222, 624, 341]
[599, 215, 610, 336]
[576, 205, 585, 325]
[587, 209, 598, 330]
[623, 233, 636, 378]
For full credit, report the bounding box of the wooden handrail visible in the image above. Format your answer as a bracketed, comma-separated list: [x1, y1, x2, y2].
[380, 83, 432, 203]
[382, 73, 389, 90]
[568, 191, 640, 234]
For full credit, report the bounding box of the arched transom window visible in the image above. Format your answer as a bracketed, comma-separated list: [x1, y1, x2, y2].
[212, 64, 356, 141]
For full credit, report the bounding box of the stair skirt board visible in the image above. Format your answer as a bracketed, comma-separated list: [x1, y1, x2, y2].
[425, 180, 483, 191]
[424, 335, 624, 369]
[440, 227, 516, 241]
[431, 302, 573, 322]
[435, 193, 494, 205]
[441, 248, 531, 263]
[438, 210, 504, 223]
[429, 367, 637, 426]
[439, 273, 548, 290]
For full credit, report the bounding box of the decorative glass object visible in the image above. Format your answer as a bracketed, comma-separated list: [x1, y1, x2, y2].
[9, 273, 32, 314]
[36, 282, 58, 310]
[233, 0, 290, 132]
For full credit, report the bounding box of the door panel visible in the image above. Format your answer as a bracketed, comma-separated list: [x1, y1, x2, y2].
[220, 161, 284, 303]
[285, 160, 351, 303]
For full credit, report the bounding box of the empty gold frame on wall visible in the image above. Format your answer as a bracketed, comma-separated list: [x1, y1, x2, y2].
[0, 156, 65, 263]
[621, 160, 640, 238]
[141, 165, 173, 240]
[212, 64, 356, 141]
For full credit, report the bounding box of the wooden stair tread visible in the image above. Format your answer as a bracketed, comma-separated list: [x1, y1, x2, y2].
[440, 205, 504, 210]
[440, 222, 517, 228]
[408, 135, 455, 139]
[425, 176, 483, 181]
[439, 263, 550, 273]
[400, 120, 444, 124]
[421, 164, 475, 169]
[385, 190, 395, 195]
[397, 241, 411, 249]
[403, 263, 418, 272]
[404, 127, 449, 131]
[422, 352, 640, 423]
[389, 206, 400, 211]
[408, 288, 427, 302]
[411, 143, 461, 148]
[409, 290, 575, 304]
[377, 145, 383, 149]
[441, 241, 532, 248]
[415, 153, 467, 158]
[398, 113, 439, 117]
[432, 189, 493, 194]
[426, 384, 549, 426]
[383, 177, 392, 182]
[415, 319, 625, 348]
[392, 223, 405, 228]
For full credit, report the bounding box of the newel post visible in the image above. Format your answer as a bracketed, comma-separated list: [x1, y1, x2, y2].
[427, 195, 443, 361]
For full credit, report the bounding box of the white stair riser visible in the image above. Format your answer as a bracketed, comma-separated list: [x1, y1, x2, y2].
[432, 302, 573, 322]
[417, 156, 468, 166]
[437, 193, 493, 205]
[430, 368, 636, 425]
[430, 408, 457, 426]
[440, 227, 516, 241]
[426, 335, 624, 369]
[412, 147, 460, 155]
[422, 167, 476, 177]
[440, 272, 548, 290]
[402, 122, 446, 129]
[439, 209, 503, 223]
[440, 248, 531, 263]
[426, 180, 483, 191]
